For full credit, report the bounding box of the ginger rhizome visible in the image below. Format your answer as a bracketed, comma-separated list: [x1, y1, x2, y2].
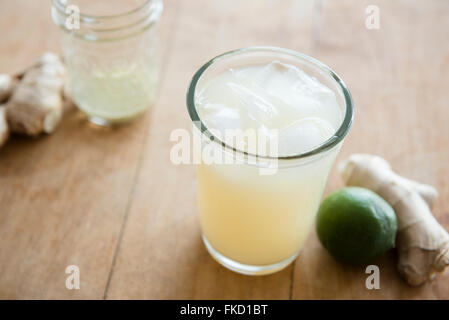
[0, 106, 8, 147]
[339, 154, 449, 286]
[0, 73, 16, 103]
[0, 73, 15, 147]
[5, 53, 66, 137]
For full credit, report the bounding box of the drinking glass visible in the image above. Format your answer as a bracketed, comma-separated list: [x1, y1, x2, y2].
[187, 47, 354, 275]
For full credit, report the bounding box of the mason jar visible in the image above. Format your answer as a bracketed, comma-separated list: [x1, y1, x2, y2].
[51, 0, 163, 126]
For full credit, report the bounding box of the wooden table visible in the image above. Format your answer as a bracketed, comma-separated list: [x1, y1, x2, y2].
[0, 0, 448, 299]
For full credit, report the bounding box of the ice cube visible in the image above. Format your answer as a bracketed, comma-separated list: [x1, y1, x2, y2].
[247, 61, 342, 127]
[275, 117, 336, 156]
[196, 61, 343, 156]
[226, 82, 278, 123]
[200, 105, 242, 132]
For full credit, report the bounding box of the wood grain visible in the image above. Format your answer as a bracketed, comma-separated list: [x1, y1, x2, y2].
[292, 0, 449, 299]
[0, 0, 448, 299]
[104, 0, 318, 300]
[0, 0, 179, 299]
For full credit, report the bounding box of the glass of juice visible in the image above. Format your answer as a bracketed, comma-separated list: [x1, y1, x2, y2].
[52, 0, 163, 126]
[187, 47, 354, 275]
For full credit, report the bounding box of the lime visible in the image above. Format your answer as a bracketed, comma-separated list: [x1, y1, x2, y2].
[316, 187, 398, 265]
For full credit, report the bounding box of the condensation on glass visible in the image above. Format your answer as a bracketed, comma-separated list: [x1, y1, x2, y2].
[52, 0, 163, 126]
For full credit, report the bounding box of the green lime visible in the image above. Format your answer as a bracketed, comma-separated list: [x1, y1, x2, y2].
[316, 187, 398, 265]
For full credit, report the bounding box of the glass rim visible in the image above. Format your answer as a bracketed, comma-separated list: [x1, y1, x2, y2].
[186, 46, 354, 161]
[52, 0, 153, 20]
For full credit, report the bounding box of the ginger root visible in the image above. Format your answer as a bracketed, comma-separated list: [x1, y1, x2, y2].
[0, 73, 16, 103]
[0, 105, 8, 147]
[339, 154, 449, 285]
[5, 53, 66, 137]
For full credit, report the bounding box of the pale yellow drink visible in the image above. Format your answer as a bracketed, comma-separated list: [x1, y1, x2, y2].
[189, 48, 352, 275]
[70, 62, 158, 124]
[197, 154, 338, 266]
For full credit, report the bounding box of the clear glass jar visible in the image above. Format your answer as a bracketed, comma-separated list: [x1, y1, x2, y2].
[51, 0, 163, 126]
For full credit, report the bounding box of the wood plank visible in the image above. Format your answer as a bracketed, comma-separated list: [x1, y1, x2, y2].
[292, 0, 449, 299]
[0, 1, 60, 73]
[105, 0, 318, 299]
[0, 0, 178, 299]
